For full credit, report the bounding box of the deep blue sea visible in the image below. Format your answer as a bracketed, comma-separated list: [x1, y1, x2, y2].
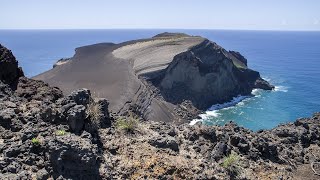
[1, 29, 319, 131]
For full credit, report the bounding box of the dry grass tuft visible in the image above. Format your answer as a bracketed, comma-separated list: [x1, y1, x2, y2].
[87, 100, 103, 127]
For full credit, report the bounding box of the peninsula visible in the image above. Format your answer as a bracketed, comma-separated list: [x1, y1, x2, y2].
[35, 33, 274, 124]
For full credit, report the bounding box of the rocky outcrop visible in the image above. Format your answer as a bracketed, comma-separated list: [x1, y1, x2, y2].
[0, 44, 24, 88]
[0, 44, 109, 179]
[158, 39, 274, 109]
[15, 77, 63, 102]
[0, 80, 108, 179]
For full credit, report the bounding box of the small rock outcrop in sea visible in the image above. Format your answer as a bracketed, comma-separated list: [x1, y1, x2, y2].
[0, 44, 320, 179]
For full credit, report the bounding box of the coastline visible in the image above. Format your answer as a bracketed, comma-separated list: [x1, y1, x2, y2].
[191, 84, 290, 128]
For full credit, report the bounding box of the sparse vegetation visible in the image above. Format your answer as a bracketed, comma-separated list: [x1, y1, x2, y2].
[87, 100, 103, 128]
[56, 130, 66, 136]
[221, 152, 241, 176]
[31, 138, 40, 145]
[115, 113, 139, 132]
[222, 152, 239, 168]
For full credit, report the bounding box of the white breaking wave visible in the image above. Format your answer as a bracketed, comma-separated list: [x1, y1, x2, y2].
[261, 76, 288, 93]
[189, 95, 250, 125]
[251, 88, 263, 96]
[208, 95, 251, 111]
[189, 119, 202, 125]
[274, 85, 288, 92]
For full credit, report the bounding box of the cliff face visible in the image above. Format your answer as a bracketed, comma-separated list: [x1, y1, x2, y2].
[1, 44, 320, 179]
[158, 39, 273, 109]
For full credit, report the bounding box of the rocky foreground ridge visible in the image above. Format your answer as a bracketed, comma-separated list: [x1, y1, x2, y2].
[35, 33, 273, 124]
[1, 44, 320, 179]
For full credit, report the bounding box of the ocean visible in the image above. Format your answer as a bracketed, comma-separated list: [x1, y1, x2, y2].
[1, 29, 319, 131]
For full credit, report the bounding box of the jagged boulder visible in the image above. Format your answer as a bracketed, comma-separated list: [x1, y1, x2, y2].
[48, 132, 100, 179]
[0, 44, 24, 88]
[66, 105, 86, 133]
[67, 88, 91, 106]
[148, 135, 179, 151]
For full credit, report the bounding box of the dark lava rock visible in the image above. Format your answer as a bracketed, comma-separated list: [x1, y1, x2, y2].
[15, 77, 63, 102]
[211, 142, 230, 161]
[148, 135, 179, 151]
[0, 44, 24, 88]
[48, 133, 100, 179]
[0, 44, 110, 179]
[254, 77, 275, 90]
[67, 88, 91, 106]
[67, 105, 86, 133]
[96, 98, 111, 127]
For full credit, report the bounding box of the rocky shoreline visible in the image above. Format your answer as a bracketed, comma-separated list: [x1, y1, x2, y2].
[1, 42, 320, 179]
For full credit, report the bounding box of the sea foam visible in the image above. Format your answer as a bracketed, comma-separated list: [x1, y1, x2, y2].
[274, 86, 288, 92]
[189, 95, 251, 125]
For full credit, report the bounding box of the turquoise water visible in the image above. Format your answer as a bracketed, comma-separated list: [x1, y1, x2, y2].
[0, 30, 319, 131]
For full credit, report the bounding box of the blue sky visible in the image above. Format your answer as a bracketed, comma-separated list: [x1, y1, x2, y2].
[1, 0, 320, 30]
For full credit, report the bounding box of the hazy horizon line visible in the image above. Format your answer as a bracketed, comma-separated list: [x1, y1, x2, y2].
[1, 28, 320, 32]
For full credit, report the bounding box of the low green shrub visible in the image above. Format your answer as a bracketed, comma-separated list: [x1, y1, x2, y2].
[115, 113, 139, 132]
[31, 138, 40, 145]
[56, 130, 66, 136]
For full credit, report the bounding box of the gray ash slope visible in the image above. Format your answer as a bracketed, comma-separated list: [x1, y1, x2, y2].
[1, 43, 320, 179]
[34, 33, 273, 124]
